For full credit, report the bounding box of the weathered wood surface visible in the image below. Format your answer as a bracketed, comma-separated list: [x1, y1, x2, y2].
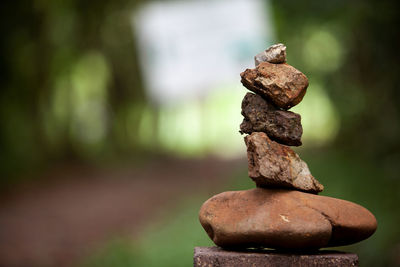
[194, 246, 358, 267]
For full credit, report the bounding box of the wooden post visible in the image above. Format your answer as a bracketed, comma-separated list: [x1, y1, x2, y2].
[194, 247, 358, 267]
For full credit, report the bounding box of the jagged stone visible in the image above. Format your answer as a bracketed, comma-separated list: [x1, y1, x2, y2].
[254, 43, 287, 65]
[245, 132, 323, 193]
[241, 62, 308, 110]
[240, 92, 302, 146]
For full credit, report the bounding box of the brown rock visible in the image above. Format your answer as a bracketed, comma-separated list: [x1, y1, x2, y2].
[245, 132, 323, 193]
[241, 62, 308, 109]
[240, 92, 302, 146]
[199, 188, 377, 249]
[194, 247, 359, 267]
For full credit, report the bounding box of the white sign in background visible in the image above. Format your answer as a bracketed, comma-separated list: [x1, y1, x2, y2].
[133, 0, 274, 105]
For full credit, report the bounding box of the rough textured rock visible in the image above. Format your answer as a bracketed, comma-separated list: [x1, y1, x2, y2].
[241, 62, 308, 109]
[245, 132, 323, 193]
[194, 247, 359, 267]
[240, 92, 302, 146]
[199, 188, 377, 249]
[254, 43, 287, 66]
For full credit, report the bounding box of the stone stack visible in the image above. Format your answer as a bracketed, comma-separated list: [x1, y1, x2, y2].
[199, 44, 377, 250]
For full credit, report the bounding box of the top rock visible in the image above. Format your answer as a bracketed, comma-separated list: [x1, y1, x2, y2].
[255, 43, 287, 65]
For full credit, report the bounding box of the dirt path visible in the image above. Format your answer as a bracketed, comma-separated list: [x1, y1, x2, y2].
[0, 157, 245, 267]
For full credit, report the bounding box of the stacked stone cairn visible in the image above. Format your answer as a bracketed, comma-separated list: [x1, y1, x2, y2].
[199, 44, 377, 250]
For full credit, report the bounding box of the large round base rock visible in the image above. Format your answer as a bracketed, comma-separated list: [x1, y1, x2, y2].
[199, 188, 376, 249]
[194, 247, 358, 267]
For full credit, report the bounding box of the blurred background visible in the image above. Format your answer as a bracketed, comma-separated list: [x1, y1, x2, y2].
[0, 0, 399, 266]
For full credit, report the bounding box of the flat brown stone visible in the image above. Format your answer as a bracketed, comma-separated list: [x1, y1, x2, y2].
[245, 132, 323, 193]
[199, 188, 377, 249]
[194, 247, 359, 267]
[240, 92, 302, 146]
[241, 62, 308, 109]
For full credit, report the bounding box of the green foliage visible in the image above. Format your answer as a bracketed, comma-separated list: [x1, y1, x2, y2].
[1, 0, 400, 184]
[0, 0, 146, 180]
[271, 0, 400, 157]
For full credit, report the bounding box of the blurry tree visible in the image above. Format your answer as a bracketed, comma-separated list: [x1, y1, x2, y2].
[0, 0, 147, 185]
[1, 0, 400, 187]
[272, 0, 400, 160]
